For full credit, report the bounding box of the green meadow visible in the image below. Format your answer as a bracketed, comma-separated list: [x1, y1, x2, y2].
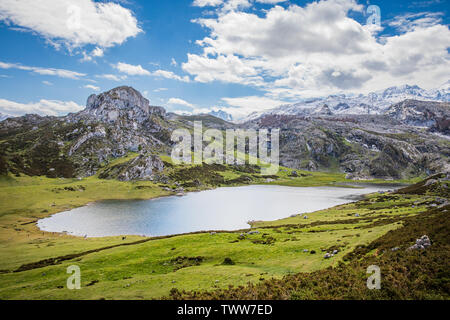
[0, 159, 430, 299]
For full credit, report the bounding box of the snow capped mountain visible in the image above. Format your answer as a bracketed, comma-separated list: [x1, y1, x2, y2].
[0, 113, 10, 122]
[241, 83, 450, 122]
[209, 110, 233, 122]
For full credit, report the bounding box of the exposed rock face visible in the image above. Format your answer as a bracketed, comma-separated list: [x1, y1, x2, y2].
[409, 235, 432, 250]
[385, 100, 449, 132]
[60, 86, 173, 177]
[315, 104, 333, 116]
[0, 87, 173, 178]
[245, 112, 449, 179]
[99, 154, 164, 181]
[77, 86, 166, 124]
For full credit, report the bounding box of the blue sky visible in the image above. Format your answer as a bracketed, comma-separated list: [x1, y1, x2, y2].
[0, 0, 448, 119]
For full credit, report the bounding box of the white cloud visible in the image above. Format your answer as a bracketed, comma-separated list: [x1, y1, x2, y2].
[42, 80, 53, 86]
[81, 47, 105, 62]
[171, 58, 178, 66]
[221, 95, 287, 118]
[84, 84, 100, 91]
[0, 0, 142, 50]
[0, 61, 85, 79]
[183, 0, 450, 101]
[182, 54, 262, 85]
[256, 0, 287, 3]
[151, 70, 190, 82]
[0, 98, 84, 117]
[154, 88, 168, 92]
[193, 0, 224, 7]
[388, 12, 444, 33]
[96, 74, 127, 81]
[113, 63, 190, 82]
[167, 98, 195, 108]
[114, 62, 151, 76]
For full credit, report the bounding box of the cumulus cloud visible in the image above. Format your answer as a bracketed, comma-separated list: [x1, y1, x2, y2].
[0, 98, 84, 117]
[167, 98, 195, 107]
[114, 62, 151, 76]
[0, 0, 142, 51]
[81, 47, 105, 62]
[96, 74, 127, 81]
[0, 61, 85, 79]
[183, 54, 262, 85]
[193, 0, 224, 7]
[151, 70, 190, 82]
[388, 12, 444, 32]
[183, 0, 450, 100]
[113, 62, 190, 82]
[83, 84, 100, 91]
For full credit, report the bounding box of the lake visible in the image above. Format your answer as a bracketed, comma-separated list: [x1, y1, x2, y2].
[37, 185, 396, 237]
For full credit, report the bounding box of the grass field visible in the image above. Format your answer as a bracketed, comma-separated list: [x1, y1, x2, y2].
[0, 159, 432, 300]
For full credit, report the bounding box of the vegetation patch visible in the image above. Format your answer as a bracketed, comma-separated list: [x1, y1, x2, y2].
[167, 256, 205, 271]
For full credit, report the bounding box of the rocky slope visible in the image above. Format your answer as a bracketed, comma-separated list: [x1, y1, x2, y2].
[0, 87, 176, 179]
[243, 113, 449, 179]
[385, 100, 449, 134]
[0, 86, 448, 181]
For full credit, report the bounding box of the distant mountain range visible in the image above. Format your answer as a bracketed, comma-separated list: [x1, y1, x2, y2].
[208, 110, 233, 122]
[241, 82, 450, 122]
[0, 86, 448, 181]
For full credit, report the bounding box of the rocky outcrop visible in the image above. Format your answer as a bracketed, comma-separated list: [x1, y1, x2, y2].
[0, 87, 174, 178]
[385, 100, 449, 132]
[245, 111, 449, 179]
[98, 154, 164, 181]
[77, 86, 166, 124]
[409, 235, 432, 250]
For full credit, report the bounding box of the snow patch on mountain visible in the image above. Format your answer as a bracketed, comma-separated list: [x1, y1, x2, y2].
[241, 83, 450, 122]
[209, 110, 233, 122]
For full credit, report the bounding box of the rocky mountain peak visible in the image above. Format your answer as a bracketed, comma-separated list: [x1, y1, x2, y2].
[87, 86, 149, 111]
[208, 110, 233, 122]
[76, 86, 166, 123]
[315, 104, 333, 115]
[240, 82, 450, 122]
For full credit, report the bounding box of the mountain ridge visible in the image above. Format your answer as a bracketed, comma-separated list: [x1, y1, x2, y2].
[0, 86, 448, 181]
[241, 83, 450, 122]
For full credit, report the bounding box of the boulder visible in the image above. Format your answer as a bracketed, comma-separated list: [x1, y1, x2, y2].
[409, 235, 432, 250]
